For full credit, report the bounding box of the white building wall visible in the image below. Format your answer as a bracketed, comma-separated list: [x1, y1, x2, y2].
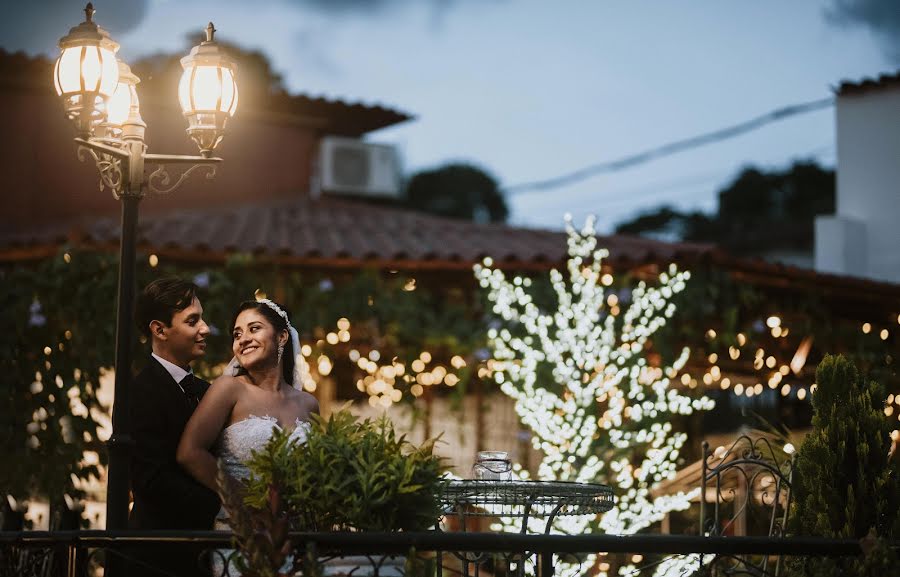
[816, 84, 900, 284]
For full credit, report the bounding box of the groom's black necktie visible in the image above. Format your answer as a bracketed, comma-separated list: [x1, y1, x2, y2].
[180, 374, 203, 410]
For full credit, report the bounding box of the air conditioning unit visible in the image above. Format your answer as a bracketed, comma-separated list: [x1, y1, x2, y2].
[318, 136, 401, 198]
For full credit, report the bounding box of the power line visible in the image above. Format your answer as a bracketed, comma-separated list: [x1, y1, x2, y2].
[503, 96, 834, 196]
[553, 141, 835, 212]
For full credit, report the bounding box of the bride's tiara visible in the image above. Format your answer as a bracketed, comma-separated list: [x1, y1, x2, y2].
[258, 298, 293, 330]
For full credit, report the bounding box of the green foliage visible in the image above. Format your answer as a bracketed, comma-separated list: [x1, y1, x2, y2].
[613, 161, 835, 255]
[242, 408, 447, 532]
[218, 466, 292, 577]
[219, 410, 443, 577]
[0, 250, 115, 510]
[791, 354, 900, 538]
[293, 269, 484, 361]
[405, 163, 508, 223]
[786, 355, 900, 576]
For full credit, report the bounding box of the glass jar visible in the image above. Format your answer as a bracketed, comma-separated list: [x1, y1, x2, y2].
[473, 451, 512, 480]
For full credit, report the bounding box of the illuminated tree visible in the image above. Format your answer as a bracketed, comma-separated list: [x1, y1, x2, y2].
[474, 216, 714, 577]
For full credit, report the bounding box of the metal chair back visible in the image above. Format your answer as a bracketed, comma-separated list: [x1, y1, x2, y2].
[699, 435, 795, 576]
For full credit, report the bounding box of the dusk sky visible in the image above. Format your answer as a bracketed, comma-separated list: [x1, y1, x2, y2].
[4, 0, 898, 232]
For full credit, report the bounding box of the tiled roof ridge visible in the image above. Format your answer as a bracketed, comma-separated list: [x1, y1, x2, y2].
[0, 194, 714, 262]
[4, 195, 899, 300]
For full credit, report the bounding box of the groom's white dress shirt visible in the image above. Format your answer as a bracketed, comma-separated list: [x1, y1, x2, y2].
[151, 352, 192, 393]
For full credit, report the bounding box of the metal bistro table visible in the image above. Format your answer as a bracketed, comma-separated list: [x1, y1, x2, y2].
[439, 480, 615, 577]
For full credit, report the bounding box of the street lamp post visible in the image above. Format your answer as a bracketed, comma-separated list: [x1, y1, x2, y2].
[53, 3, 239, 530]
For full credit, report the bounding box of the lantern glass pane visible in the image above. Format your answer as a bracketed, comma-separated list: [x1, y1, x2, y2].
[220, 68, 237, 115]
[55, 47, 84, 95]
[189, 65, 223, 112]
[98, 48, 119, 96]
[82, 47, 102, 93]
[178, 66, 194, 113]
[230, 74, 239, 115]
[106, 81, 132, 125]
[53, 57, 62, 95]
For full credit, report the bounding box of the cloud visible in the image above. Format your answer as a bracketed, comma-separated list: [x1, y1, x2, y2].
[284, 0, 494, 27]
[0, 0, 149, 56]
[287, 0, 450, 15]
[825, 0, 900, 63]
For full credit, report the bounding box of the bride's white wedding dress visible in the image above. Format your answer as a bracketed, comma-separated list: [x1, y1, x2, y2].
[211, 415, 310, 577]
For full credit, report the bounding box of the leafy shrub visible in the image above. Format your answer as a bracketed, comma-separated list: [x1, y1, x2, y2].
[243, 408, 447, 532]
[786, 354, 900, 576]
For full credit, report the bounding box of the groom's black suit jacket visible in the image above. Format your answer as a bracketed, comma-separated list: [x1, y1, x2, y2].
[125, 356, 221, 576]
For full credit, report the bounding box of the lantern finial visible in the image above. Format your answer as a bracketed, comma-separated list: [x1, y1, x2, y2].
[205, 22, 216, 43]
[84, 3, 95, 23]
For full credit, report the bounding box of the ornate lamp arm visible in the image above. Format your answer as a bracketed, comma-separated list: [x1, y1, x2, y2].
[144, 154, 221, 195]
[74, 137, 223, 198]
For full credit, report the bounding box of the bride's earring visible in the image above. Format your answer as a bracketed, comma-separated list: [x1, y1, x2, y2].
[277, 342, 285, 366]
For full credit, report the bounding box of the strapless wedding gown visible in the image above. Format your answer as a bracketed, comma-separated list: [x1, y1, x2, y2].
[211, 415, 311, 577]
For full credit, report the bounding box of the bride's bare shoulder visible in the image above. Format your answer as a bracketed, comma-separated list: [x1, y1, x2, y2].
[210, 374, 245, 391]
[304, 391, 320, 414]
[290, 388, 320, 413]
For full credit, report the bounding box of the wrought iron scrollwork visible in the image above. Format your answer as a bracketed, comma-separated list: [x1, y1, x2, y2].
[147, 162, 217, 195]
[77, 145, 124, 198]
[699, 435, 795, 576]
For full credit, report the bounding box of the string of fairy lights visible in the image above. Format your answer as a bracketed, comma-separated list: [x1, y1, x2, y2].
[475, 215, 714, 577]
[138, 253, 894, 428]
[286, 314, 466, 409]
[670, 308, 899, 445]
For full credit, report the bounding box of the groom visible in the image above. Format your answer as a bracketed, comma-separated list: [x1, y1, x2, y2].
[127, 277, 221, 576]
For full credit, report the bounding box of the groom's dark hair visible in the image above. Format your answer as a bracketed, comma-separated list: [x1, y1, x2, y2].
[136, 277, 200, 339]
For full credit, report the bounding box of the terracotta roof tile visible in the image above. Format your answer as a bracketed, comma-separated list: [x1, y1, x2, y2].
[4, 196, 899, 303]
[270, 93, 412, 136]
[0, 196, 717, 269]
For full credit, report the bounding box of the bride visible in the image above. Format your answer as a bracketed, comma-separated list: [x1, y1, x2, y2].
[177, 299, 318, 574]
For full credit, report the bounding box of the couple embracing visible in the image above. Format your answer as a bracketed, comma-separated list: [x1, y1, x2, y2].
[127, 277, 318, 576]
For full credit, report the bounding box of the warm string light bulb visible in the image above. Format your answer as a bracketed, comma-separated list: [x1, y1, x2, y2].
[699, 316, 821, 403]
[294, 318, 466, 406]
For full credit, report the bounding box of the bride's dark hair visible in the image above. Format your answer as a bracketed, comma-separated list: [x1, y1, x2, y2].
[230, 300, 296, 385]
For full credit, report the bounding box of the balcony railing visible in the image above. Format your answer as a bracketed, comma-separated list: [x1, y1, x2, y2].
[0, 530, 883, 577]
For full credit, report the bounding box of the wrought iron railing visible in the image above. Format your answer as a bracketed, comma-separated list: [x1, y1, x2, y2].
[0, 530, 884, 577]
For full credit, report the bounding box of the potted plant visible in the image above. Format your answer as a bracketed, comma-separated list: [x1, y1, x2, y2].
[219, 408, 447, 576]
